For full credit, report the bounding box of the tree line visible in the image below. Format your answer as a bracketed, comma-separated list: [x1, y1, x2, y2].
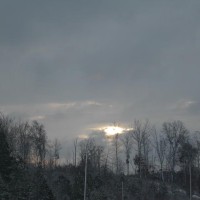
[1, 113, 200, 199]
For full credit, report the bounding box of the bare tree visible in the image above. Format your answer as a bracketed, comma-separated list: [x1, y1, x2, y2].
[162, 120, 188, 182]
[142, 130, 151, 176]
[196, 140, 200, 169]
[132, 120, 151, 178]
[80, 138, 104, 175]
[52, 138, 62, 167]
[112, 133, 122, 174]
[102, 147, 111, 174]
[30, 120, 47, 167]
[193, 131, 200, 169]
[153, 127, 167, 181]
[94, 145, 104, 174]
[73, 138, 78, 167]
[17, 122, 32, 165]
[120, 131, 133, 175]
[46, 142, 54, 169]
[79, 138, 91, 200]
[79, 138, 93, 164]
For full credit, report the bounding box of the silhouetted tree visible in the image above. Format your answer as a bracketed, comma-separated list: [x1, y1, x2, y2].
[31, 121, 47, 167]
[153, 127, 167, 181]
[163, 120, 188, 182]
[132, 120, 151, 178]
[121, 131, 133, 175]
[0, 119, 14, 183]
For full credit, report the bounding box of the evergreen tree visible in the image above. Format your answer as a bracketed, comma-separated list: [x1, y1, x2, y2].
[32, 169, 55, 200]
[0, 124, 14, 183]
[0, 175, 9, 200]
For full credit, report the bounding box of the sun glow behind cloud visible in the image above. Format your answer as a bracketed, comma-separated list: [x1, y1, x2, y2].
[104, 126, 124, 136]
[89, 124, 133, 138]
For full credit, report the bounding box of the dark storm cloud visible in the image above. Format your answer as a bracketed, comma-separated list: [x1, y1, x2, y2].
[1, 0, 200, 138]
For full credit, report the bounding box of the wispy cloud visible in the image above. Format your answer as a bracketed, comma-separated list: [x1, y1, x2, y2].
[171, 99, 200, 115]
[30, 115, 46, 121]
[47, 102, 77, 110]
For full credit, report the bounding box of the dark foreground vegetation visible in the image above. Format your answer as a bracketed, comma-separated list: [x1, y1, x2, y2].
[1, 113, 200, 200]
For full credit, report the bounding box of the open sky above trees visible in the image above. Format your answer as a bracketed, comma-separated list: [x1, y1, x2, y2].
[1, 0, 200, 140]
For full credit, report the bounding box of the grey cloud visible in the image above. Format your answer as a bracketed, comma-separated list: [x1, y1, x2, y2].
[187, 102, 200, 115]
[1, 0, 200, 139]
[172, 100, 200, 115]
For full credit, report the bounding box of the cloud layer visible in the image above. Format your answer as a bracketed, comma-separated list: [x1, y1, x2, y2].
[1, 0, 200, 139]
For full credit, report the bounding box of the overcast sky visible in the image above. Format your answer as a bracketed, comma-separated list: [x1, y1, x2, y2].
[1, 0, 200, 140]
